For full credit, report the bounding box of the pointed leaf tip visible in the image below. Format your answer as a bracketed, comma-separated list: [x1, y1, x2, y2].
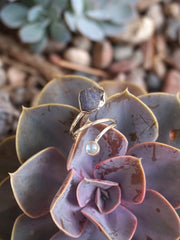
[16, 104, 78, 162]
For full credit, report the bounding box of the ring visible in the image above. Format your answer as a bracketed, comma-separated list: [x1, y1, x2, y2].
[70, 86, 117, 156]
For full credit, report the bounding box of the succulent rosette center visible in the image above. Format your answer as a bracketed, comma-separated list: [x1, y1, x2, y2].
[77, 178, 121, 214]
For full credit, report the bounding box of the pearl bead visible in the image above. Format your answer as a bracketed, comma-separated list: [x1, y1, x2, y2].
[86, 141, 100, 156]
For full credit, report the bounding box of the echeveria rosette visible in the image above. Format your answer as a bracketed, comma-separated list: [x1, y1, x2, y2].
[9, 123, 180, 239]
[0, 75, 180, 239]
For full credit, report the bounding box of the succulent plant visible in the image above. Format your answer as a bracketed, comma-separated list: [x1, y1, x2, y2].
[64, 0, 138, 41]
[0, 0, 138, 52]
[0, 0, 71, 52]
[0, 75, 180, 240]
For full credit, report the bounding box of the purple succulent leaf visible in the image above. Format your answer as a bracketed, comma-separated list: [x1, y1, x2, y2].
[88, 90, 158, 149]
[77, 178, 120, 213]
[36, 75, 99, 108]
[10, 147, 67, 218]
[99, 80, 147, 98]
[94, 156, 146, 204]
[139, 93, 180, 148]
[128, 142, 180, 208]
[16, 104, 79, 162]
[0, 177, 21, 240]
[50, 221, 107, 240]
[95, 185, 121, 214]
[67, 123, 128, 178]
[177, 208, 180, 217]
[81, 203, 137, 240]
[124, 189, 180, 240]
[0, 136, 20, 182]
[50, 169, 87, 238]
[11, 213, 58, 240]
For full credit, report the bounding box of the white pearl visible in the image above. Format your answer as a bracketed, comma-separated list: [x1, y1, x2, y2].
[86, 141, 100, 156]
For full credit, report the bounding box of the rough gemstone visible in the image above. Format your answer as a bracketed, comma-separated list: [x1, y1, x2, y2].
[79, 87, 105, 112]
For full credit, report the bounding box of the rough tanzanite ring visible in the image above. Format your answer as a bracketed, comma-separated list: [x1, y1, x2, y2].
[70, 86, 117, 156]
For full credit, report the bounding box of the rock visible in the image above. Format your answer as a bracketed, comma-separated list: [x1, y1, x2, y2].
[165, 3, 180, 20]
[109, 59, 138, 73]
[142, 37, 154, 70]
[146, 73, 162, 92]
[147, 4, 164, 30]
[0, 68, 7, 87]
[166, 19, 180, 41]
[7, 67, 26, 86]
[113, 17, 155, 45]
[64, 47, 91, 66]
[170, 49, 180, 70]
[155, 35, 167, 58]
[132, 17, 155, 44]
[133, 50, 144, 66]
[10, 87, 27, 106]
[114, 45, 133, 61]
[0, 89, 19, 140]
[92, 41, 113, 69]
[153, 58, 166, 79]
[115, 73, 127, 82]
[163, 70, 180, 94]
[127, 68, 147, 90]
[137, 0, 162, 11]
[72, 36, 92, 51]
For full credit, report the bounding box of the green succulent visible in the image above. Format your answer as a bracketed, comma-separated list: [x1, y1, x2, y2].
[0, 75, 180, 240]
[0, 0, 138, 52]
[0, 0, 71, 52]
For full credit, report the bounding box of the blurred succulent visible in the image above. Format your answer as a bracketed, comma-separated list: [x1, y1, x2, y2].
[64, 0, 138, 41]
[0, 0, 71, 52]
[0, 75, 180, 240]
[0, 0, 139, 52]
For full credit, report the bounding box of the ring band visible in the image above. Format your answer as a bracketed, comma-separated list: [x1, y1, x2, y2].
[73, 118, 117, 139]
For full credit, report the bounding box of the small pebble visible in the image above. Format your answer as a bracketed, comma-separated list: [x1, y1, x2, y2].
[166, 19, 180, 41]
[10, 87, 27, 106]
[0, 68, 7, 87]
[137, 0, 162, 11]
[147, 4, 164, 30]
[165, 3, 180, 20]
[170, 49, 180, 70]
[127, 68, 147, 90]
[132, 17, 155, 44]
[109, 59, 138, 73]
[146, 73, 162, 92]
[133, 50, 144, 66]
[92, 41, 113, 69]
[64, 47, 91, 66]
[110, 17, 154, 45]
[7, 67, 26, 86]
[163, 70, 180, 94]
[153, 58, 166, 79]
[72, 36, 92, 51]
[114, 45, 133, 61]
[155, 34, 167, 57]
[142, 37, 154, 70]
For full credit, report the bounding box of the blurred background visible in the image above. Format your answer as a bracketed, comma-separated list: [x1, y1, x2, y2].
[0, 0, 179, 140]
